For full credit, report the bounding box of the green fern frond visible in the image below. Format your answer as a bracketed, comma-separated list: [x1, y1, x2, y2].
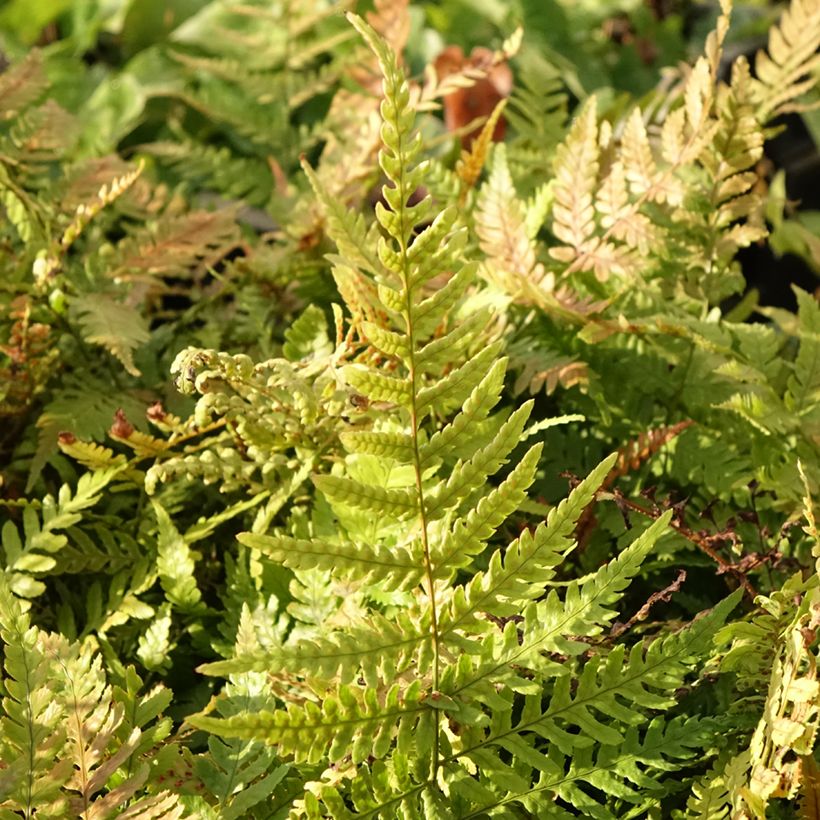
[141, 140, 272, 206]
[190, 15, 760, 817]
[787, 288, 820, 415]
[70, 293, 150, 377]
[192, 681, 429, 766]
[194, 608, 290, 819]
[2, 467, 125, 598]
[153, 501, 203, 612]
[0, 573, 71, 817]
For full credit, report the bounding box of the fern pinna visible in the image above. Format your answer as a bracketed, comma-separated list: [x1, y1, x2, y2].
[190, 15, 740, 818]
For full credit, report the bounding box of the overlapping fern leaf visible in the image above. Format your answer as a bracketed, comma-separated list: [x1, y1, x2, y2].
[190, 16, 742, 817]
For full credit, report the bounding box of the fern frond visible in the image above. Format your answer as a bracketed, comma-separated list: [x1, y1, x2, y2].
[442, 454, 616, 626]
[141, 140, 271, 206]
[194, 607, 290, 819]
[200, 608, 428, 688]
[455, 99, 507, 198]
[2, 467, 124, 598]
[301, 158, 384, 279]
[681, 755, 733, 819]
[0, 573, 71, 816]
[55, 643, 157, 818]
[239, 530, 421, 589]
[192, 681, 429, 765]
[110, 209, 241, 280]
[752, 0, 820, 121]
[787, 288, 820, 416]
[448, 716, 721, 819]
[475, 144, 548, 295]
[0, 51, 47, 121]
[153, 501, 203, 612]
[70, 293, 150, 377]
[549, 99, 600, 265]
[444, 592, 740, 812]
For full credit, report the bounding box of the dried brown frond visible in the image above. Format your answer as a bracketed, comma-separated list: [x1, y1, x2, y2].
[609, 569, 687, 639]
[61, 156, 157, 216]
[608, 420, 695, 488]
[60, 162, 145, 252]
[428, 45, 513, 148]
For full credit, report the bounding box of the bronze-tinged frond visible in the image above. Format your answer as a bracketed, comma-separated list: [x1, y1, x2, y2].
[110, 208, 242, 281]
[753, 0, 820, 122]
[0, 50, 47, 121]
[456, 99, 507, 198]
[609, 420, 695, 487]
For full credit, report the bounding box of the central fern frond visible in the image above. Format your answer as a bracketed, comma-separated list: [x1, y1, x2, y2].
[191, 15, 742, 817]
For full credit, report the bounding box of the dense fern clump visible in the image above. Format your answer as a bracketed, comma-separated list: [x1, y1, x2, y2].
[1, 0, 820, 817]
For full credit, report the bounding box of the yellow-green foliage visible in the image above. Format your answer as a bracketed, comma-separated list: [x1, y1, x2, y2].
[1, 0, 820, 817]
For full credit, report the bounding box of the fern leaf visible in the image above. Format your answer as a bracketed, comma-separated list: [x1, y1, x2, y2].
[71, 294, 150, 377]
[432, 443, 543, 577]
[442, 454, 617, 626]
[426, 403, 533, 518]
[446, 592, 740, 807]
[752, 0, 820, 121]
[681, 756, 733, 819]
[199, 610, 427, 688]
[455, 99, 507, 196]
[447, 512, 673, 701]
[111, 209, 240, 279]
[301, 157, 385, 278]
[786, 288, 820, 415]
[237, 532, 421, 588]
[621, 108, 660, 201]
[153, 502, 203, 612]
[0, 51, 47, 121]
[190, 682, 428, 765]
[0, 574, 72, 816]
[282, 304, 332, 362]
[194, 607, 290, 819]
[475, 143, 547, 291]
[314, 474, 418, 517]
[549, 99, 600, 263]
